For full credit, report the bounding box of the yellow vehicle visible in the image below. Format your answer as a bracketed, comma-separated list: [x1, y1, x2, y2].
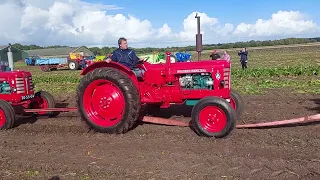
[93, 56, 106, 62]
[140, 51, 176, 64]
[69, 52, 84, 59]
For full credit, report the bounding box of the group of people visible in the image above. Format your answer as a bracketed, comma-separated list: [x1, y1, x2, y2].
[209, 48, 248, 70]
[105, 37, 249, 77]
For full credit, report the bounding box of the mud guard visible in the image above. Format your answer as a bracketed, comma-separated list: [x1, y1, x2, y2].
[80, 61, 139, 88]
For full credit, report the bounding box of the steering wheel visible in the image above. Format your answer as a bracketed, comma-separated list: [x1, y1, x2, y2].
[143, 56, 150, 62]
[137, 56, 150, 64]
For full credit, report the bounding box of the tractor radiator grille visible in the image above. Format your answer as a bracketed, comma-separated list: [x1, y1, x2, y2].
[223, 68, 230, 89]
[15, 76, 34, 94]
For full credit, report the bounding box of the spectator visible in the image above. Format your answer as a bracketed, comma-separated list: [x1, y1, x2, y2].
[238, 48, 248, 70]
[221, 50, 230, 62]
[210, 50, 221, 60]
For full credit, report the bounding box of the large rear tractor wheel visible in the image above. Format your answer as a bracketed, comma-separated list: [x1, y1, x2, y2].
[229, 89, 244, 118]
[0, 100, 16, 130]
[31, 91, 59, 118]
[191, 97, 236, 138]
[76, 67, 141, 134]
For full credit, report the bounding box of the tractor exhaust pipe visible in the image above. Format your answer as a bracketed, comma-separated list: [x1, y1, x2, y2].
[195, 13, 202, 62]
[7, 43, 14, 71]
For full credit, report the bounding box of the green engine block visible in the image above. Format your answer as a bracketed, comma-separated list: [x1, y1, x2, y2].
[0, 82, 11, 94]
[179, 73, 213, 90]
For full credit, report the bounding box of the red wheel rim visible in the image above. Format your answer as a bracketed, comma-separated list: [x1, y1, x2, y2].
[0, 109, 6, 127]
[230, 97, 236, 110]
[83, 79, 125, 127]
[32, 97, 49, 115]
[199, 106, 227, 133]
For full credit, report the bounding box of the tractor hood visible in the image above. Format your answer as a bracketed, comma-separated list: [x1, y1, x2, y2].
[0, 70, 32, 78]
[166, 60, 230, 74]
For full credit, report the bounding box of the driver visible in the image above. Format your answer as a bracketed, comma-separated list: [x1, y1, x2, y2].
[106, 37, 146, 77]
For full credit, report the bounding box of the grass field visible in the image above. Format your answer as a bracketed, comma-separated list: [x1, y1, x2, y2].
[14, 43, 320, 96]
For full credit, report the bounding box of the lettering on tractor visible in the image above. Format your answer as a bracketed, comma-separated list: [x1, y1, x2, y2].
[21, 94, 35, 100]
[176, 69, 207, 73]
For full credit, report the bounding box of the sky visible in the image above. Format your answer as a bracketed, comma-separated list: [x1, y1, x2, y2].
[0, 0, 319, 48]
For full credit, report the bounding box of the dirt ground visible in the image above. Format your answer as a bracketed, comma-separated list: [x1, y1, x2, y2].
[0, 89, 319, 180]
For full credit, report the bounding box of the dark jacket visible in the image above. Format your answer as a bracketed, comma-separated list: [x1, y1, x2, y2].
[238, 51, 248, 62]
[210, 53, 221, 60]
[110, 48, 140, 69]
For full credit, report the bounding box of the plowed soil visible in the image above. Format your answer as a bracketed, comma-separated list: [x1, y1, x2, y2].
[0, 89, 319, 180]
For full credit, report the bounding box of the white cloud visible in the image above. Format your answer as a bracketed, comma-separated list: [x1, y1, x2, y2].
[233, 10, 319, 37]
[0, 0, 319, 48]
[158, 23, 171, 36]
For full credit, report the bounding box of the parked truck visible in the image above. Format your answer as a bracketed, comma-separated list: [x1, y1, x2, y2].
[25, 53, 93, 72]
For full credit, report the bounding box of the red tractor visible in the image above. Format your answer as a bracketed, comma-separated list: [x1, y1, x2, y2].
[76, 14, 243, 138]
[0, 70, 58, 129]
[76, 51, 244, 138]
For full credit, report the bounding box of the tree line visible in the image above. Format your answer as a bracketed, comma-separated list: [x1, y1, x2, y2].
[11, 37, 320, 56]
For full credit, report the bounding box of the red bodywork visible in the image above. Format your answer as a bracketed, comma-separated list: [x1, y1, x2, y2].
[0, 70, 35, 104]
[81, 52, 231, 108]
[0, 70, 59, 114]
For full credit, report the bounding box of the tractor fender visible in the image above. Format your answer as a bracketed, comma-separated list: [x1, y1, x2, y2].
[80, 61, 139, 88]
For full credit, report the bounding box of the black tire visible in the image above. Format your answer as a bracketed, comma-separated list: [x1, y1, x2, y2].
[191, 96, 236, 138]
[0, 100, 16, 130]
[76, 67, 141, 134]
[34, 91, 59, 117]
[230, 89, 244, 118]
[40, 65, 51, 72]
[68, 61, 79, 70]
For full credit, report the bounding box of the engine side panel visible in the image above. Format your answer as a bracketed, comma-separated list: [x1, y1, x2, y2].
[139, 60, 231, 106]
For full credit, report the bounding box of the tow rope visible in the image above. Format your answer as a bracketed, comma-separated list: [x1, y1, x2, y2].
[141, 114, 320, 128]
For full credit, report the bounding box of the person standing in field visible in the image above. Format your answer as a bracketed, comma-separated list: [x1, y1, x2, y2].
[238, 48, 248, 70]
[221, 50, 230, 62]
[210, 50, 221, 60]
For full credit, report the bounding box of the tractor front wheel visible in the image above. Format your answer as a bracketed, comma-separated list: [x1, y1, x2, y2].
[0, 100, 16, 130]
[229, 89, 244, 118]
[76, 67, 141, 134]
[191, 97, 236, 138]
[32, 91, 59, 117]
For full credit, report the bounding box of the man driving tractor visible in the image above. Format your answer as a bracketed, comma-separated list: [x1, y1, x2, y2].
[106, 37, 146, 77]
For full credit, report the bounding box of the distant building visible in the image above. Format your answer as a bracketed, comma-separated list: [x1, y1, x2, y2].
[26, 46, 95, 58]
[0, 45, 28, 62]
